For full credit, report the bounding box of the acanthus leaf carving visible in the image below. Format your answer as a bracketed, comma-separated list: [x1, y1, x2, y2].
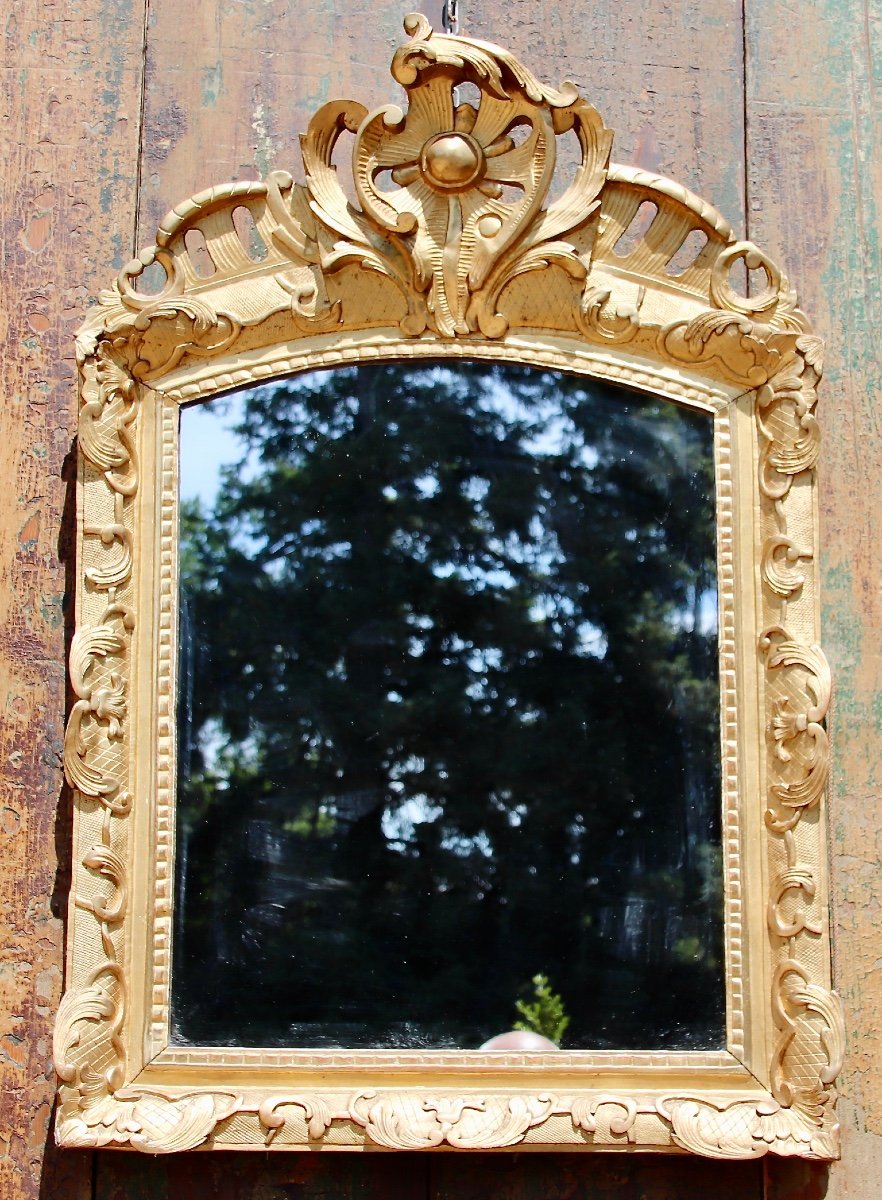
[259, 1094, 335, 1144]
[771, 960, 846, 1110]
[577, 284, 644, 343]
[348, 1091, 555, 1149]
[64, 608, 134, 799]
[760, 628, 830, 831]
[53, 967, 126, 1092]
[570, 1094, 638, 1139]
[661, 1096, 838, 1160]
[756, 346, 821, 508]
[768, 862, 823, 939]
[80, 342, 140, 495]
[657, 310, 782, 387]
[56, 1088, 243, 1153]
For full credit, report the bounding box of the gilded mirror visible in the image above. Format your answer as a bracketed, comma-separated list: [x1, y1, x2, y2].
[56, 14, 841, 1157]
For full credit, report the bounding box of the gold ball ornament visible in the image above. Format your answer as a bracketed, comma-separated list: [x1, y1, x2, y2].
[420, 133, 484, 191]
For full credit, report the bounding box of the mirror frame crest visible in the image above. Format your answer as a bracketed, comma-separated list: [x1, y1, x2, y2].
[55, 13, 842, 1158]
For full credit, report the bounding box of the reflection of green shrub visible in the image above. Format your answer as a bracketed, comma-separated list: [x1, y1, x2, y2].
[672, 935, 703, 964]
[514, 974, 570, 1045]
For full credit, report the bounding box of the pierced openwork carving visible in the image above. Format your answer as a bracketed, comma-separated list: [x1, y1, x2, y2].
[56, 14, 841, 1158]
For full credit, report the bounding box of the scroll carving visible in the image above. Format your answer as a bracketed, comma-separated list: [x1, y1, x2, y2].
[56, 13, 839, 1159]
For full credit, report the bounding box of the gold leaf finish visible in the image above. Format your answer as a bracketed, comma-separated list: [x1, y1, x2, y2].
[56, 14, 838, 1159]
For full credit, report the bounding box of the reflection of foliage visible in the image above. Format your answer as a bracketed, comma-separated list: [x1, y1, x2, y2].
[514, 974, 570, 1045]
[173, 363, 723, 1050]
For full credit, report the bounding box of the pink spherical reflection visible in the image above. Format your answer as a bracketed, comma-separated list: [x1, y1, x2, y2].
[479, 1031, 559, 1051]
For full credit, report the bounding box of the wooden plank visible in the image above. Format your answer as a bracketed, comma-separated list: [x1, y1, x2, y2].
[0, 1, 147, 1197]
[431, 1153, 762, 1199]
[745, 0, 882, 1195]
[464, 0, 747, 227]
[135, 0, 747, 245]
[95, 1150, 427, 1200]
[134, 0, 417, 244]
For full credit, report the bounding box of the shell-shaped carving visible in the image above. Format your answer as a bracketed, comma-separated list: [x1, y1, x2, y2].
[296, 15, 612, 339]
[83, 524, 133, 591]
[761, 535, 812, 598]
[796, 334, 824, 375]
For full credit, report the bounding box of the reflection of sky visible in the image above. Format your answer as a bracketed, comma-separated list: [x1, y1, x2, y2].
[179, 376, 719, 649]
[179, 395, 247, 505]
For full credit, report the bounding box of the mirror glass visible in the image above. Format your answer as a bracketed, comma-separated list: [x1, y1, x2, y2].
[172, 361, 724, 1050]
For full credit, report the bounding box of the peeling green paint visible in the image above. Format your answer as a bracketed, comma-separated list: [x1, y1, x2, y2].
[202, 64, 223, 107]
[252, 101, 274, 177]
[39, 595, 63, 631]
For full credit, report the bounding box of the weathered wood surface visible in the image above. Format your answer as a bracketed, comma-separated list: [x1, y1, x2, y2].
[745, 0, 882, 1196]
[1, 0, 878, 1193]
[0, 1, 146, 1196]
[136, 0, 746, 244]
[94, 1150, 763, 1200]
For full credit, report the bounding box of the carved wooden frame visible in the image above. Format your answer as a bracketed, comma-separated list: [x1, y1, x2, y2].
[55, 14, 842, 1157]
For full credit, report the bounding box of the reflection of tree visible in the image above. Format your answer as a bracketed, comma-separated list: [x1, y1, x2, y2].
[173, 363, 723, 1049]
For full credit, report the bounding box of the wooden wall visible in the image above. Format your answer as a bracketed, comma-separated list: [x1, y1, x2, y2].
[1, 0, 879, 1196]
